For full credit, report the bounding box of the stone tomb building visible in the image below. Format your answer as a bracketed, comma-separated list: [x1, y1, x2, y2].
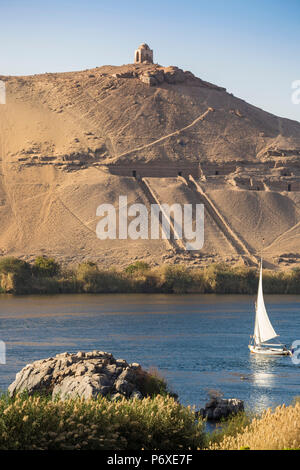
[134, 43, 153, 64]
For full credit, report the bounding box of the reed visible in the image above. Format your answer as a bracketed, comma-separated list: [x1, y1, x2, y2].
[209, 403, 300, 450]
[0, 394, 204, 450]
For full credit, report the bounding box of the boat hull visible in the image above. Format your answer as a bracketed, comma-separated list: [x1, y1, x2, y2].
[248, 345, 291, 356]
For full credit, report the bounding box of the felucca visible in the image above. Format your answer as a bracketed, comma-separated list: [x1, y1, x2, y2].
[249, 260, 291, 356]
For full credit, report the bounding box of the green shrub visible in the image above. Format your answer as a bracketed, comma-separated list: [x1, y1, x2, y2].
[76, 264, 132, 293]
[135, 367, 171, 397]
[204, 264, 258, 294]
[76, 262, 99, 292]
[206, 411, 253, 448]
[33, 256, 60, 278]
[285, 269, 300, 294]
[125, 261, 150, 275]
[263, 270, 287, 294]
[161, 265, 193, 293]
[0, 257, 31, 293]
[204, 263, 227, 292]
[0, 394, 204, 450]
[0, 257, 31, 276]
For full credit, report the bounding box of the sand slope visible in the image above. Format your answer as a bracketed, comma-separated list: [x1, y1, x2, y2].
[0, 64, 300, 268]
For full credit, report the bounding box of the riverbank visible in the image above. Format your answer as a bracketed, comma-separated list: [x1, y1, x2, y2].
[1, 256, 300, 295]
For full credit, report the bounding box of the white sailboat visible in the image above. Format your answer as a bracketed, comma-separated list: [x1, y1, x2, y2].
[248, 260, 291, 356]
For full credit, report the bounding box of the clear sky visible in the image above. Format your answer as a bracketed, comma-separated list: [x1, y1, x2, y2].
[1, 0, 300, 121]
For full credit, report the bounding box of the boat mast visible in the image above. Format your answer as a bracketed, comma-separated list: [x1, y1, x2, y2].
[254, 239, 264, 346]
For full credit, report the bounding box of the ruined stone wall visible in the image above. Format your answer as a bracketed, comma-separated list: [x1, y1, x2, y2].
[231, 176, 300, 192]
[266, 179, 300, 192]
[201, 163, 238, 176]
[106, 164, 300, 191]
[107, 165, 200, 179]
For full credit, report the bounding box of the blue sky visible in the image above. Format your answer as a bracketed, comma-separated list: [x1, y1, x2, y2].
[1, 0, 300, 121]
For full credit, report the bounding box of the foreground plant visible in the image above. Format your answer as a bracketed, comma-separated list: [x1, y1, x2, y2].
[0, 394, 204, 450]
[206, 411, 252, 448]
[210, 402, 300, 450]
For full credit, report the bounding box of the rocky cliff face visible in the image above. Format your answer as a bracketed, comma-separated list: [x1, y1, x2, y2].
[1, 63, 300, 268]
[2, 62, 299, 170]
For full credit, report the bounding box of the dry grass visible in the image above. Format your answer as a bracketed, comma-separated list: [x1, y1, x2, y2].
[0, 394, 204, 450]
[209, 403, 300, 450]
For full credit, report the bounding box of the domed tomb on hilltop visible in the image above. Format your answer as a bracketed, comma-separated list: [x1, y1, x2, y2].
[134, 43, 153, 64]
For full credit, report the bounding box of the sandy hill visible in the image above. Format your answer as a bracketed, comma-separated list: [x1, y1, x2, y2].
[0, 63, 300, 269]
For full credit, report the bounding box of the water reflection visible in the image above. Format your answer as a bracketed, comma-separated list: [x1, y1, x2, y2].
[249, 355, 279, 411]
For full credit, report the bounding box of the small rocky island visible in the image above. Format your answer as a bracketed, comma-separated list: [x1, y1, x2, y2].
[8, 351, 157, 400]
[199, 397, 244, 421]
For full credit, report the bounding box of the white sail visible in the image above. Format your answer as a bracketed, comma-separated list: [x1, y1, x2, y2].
[254, 261, 278, 344]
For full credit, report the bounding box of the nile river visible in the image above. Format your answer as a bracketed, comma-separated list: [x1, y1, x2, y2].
[0, 293, 299, 411]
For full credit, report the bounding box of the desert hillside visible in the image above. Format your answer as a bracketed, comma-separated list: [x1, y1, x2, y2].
[1, 62, 300, 269]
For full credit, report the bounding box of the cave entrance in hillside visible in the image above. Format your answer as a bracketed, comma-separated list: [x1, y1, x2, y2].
[178, 171, 182, 176]
[215, 171, 219, 175]
[132, 170, 137, 177]
[288, 184, 291, 192]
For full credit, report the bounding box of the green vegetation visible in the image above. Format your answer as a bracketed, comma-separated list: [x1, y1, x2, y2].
[124, 261, 150, 275]
[0, 394, 204, 450]
[0, 257, 32, 293]
[136, 366, 176, 398]
[33, 256, 60, 278]
[1, 391, 299, 450]
[1, 256, 300, 295]
[206, 411, 253, 448]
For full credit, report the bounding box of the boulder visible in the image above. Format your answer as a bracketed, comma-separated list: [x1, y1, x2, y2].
[8, 351, 151, 400]
[199, 397, 244, 421]
[130, 390, 143, 400]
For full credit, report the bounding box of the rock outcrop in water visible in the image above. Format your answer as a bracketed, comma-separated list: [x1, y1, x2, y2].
[199, 397, 244, 421]
[8, 351, 156, 400]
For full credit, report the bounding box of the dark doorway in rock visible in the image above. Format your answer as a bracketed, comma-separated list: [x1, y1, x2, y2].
[178, 171, 182, 177]
[132, 170, 136, 177]
[288, 184, 291, 192]
[215, 171, 219, 175]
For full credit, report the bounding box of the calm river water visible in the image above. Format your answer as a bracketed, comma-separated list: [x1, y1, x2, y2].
[0, 294, 299, 411]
